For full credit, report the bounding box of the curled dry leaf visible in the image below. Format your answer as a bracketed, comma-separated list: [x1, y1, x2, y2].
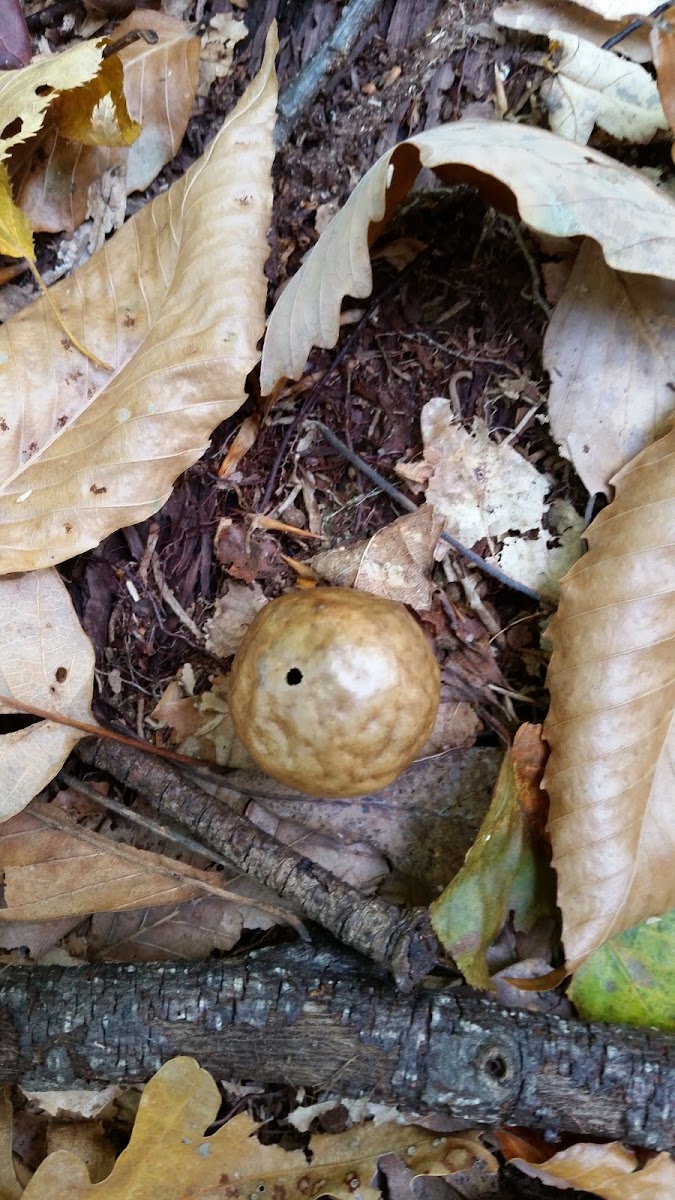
[0, 25, 277, 573]
[542, 32, 667, 144]
[11, 11, 201, 233]
[511, 1141, 675, 1198]
[260, 120, 675, 393]
[545, 238, 675, 495]
[493, 2, 652, 63]
[544, 426, 675, 971]
[0, 570, 95, 822]
[22, 1057, 497, 1199]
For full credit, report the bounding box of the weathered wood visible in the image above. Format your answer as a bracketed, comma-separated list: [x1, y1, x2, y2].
[0, 940, 671, 1150]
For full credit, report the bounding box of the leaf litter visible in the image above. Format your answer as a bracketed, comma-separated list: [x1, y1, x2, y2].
[0, 0, 673, 1190]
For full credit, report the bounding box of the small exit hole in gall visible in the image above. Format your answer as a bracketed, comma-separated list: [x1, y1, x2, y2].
[286, 668, 303, 686]
[55, 667, 68, 683]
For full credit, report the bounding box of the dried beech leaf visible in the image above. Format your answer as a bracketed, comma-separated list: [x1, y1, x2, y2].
[0, 26, 277, 573]
[544, 426, 675, 971]
[0, 570, 95, 821]
[512, 1142, 675, 1198]
[545, 238, 675, 495]
[260, 121, 675, 393]
[12, 11, 200, 233]
[542, 32, 667, 144]
[0, 802, 224, 918]
[23, 1057, 497, 1199]
[493, 2, 651, 64]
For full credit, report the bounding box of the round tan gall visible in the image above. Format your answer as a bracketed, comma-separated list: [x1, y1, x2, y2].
[229, 587, 440, 797]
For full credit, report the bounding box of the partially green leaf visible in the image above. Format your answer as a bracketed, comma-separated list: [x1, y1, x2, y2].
[569, 908, 675, 1031]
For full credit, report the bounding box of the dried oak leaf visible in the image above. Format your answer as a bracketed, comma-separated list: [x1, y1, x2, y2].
[21, 1057, 497, 1199]
[0, 25, 276, 572]
[11, 11, 200, 233]
[544, 426, 675, 971]
[511, 1141, 675, 1198]
[260, 120, 675, 394]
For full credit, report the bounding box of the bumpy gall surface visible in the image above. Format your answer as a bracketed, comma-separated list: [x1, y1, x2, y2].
[229, 587, 440, 797]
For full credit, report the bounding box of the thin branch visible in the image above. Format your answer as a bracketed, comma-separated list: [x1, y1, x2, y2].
[310, 420, 547, 604]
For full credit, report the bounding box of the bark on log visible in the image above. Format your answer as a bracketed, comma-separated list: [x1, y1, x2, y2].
[0, 940, 672, 1151]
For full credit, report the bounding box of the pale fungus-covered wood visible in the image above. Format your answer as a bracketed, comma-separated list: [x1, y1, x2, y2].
[229, 587, 440, 797]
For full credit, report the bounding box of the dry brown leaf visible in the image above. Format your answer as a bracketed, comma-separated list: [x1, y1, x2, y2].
[11, 11, 201, 233]
[87, 894, 260, 961]
[204, 581, 268, 658]
[312, 507, 442, 611]
[246, 801, 389, 892]
[542, 31, 667, 143]
[0, 25, 276, 574]
[260, 120, 675, 394]
[0, 802, 237, 919]
[198, 12, 248, 97]
[512, 1141, 675, 1197]
[0, 1088, 22, 1200]
[544, 425, 675, 970]
[22, 1057, 497, 1200]
[493, 2, 652, 63]
[545, 238, 675, 494]
[0, 570, 95, 821]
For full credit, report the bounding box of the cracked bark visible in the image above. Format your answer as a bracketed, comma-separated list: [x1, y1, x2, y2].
[76, 737, 437, 990]
[0, 940, 672, 1151]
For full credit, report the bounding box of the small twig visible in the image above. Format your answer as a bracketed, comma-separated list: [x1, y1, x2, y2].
[499, 217, 551, 321]
[57, 771, 306, 935]
[310, 420, 547, 604]
[151, 557, 203, 641]
[0, 694, 218, 774]
[276, 0, 385, 145]
[601, 1, 671, 49]
[103, 29, 158, 57]
[76, 736, 438, 991]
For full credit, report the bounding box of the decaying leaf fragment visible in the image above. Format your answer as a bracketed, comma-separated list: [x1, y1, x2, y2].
[493, 1, 652, 63]
[544, 425, 675, 971]
[260, 120, 675, 393]
[21, 1057, 497, 1199]
[0, 24, 277, 573]
[0, 569, 95, 822]
[545, 237, 675, 495]
[541, 31, 667, 144]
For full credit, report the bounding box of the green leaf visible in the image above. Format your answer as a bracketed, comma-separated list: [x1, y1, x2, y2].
[569, 908, 675, 1031]
[430, 725, 556, 990]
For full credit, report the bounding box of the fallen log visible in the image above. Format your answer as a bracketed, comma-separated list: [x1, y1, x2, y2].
[0, 938, 672, 1151]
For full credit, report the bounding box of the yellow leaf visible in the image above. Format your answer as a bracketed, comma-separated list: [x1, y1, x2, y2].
[22, 1057, 497, 1200]
[0, 161, 33, 259]
[52, 53, 140, 147]
[544, 426, 675, 970]
[10, 12, 200, 234]
[0, 39, 106, 162]
[0, 24, 277, 574]
[259, 121, 675, 393]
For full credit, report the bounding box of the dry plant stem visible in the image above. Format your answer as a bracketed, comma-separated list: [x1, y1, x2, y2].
[0, 694, 219, 774]
[276, 0, 385, 145]
[0, 940, 672, 1150]
[311, 421, 546, 603]
[76, 736, 438, 991]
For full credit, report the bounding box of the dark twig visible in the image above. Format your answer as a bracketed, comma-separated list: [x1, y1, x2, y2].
[76, 737, 439, 991]
[601, 1, 670, 49]
[311, 420, 547, 604]
[276, 0, 385, 145]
